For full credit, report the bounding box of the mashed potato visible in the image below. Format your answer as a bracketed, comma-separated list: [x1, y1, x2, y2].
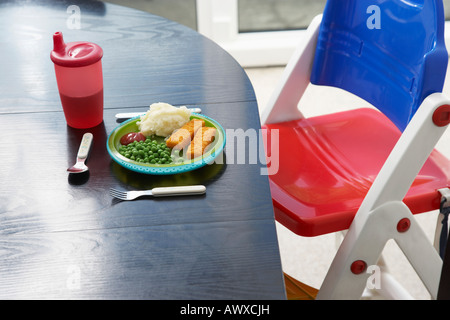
[137, 102, 191, 137]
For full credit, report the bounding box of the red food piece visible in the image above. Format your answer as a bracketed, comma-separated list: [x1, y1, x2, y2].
[120, 132, 146, 145]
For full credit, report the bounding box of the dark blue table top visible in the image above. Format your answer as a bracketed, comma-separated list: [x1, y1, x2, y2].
[0, 0, 286, 300]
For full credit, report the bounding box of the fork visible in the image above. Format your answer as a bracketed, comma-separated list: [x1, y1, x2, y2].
[109, 185, 206, 200]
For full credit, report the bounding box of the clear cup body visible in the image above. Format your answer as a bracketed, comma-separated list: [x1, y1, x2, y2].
[54, 60, 103, 128]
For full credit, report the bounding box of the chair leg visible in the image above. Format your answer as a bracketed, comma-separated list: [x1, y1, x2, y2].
[316, 201, 442, 299]
[377, 269, 415, 300]
[395, 211, 443, 298]
[434, 188, 450, 257]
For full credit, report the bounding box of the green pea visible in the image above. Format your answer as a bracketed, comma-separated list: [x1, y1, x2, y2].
[120, 134, 179, 165]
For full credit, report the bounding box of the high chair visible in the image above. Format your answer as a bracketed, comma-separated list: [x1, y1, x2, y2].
[262, 0, 450, 299]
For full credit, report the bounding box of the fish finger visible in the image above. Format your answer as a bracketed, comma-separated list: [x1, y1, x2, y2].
[166, 119, 204, 149]
[186, 127, 216, 159]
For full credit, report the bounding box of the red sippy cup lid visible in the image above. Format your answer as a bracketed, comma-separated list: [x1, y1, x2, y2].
[50, 31, 103, 67]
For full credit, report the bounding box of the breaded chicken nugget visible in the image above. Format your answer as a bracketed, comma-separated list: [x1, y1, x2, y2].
[186, 127, 216, 159]
[166, 119, 205, 149]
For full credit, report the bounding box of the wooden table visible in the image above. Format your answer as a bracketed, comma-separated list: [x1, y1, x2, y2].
[0, 0, 286, 300]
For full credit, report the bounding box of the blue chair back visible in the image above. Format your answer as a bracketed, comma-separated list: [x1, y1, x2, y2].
[310, 0, 448, 131]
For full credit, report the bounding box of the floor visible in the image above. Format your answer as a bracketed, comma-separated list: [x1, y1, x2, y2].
[245, 66, 450, 300]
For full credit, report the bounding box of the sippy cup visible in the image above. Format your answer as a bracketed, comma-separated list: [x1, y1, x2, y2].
[50, 31, 104, 129]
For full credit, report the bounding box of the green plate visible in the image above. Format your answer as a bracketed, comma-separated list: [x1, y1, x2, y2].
[107, 113, 226, 175]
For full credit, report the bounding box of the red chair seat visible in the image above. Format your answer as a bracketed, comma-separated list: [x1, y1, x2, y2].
[263, 108, 450, 237]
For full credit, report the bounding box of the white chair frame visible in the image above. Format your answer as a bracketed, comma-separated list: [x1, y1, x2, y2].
[263, 15, 450, 299]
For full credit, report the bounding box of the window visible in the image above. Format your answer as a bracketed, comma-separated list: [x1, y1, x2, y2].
[197, 0, 450, 67]
[104, 0, 197, 30]
[238, 0, 325, 32]
[105, 0, 450, 67]
[197, 0, 326, 67]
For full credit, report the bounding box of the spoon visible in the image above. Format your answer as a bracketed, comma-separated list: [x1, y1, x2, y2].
[67, 132, 93, 173]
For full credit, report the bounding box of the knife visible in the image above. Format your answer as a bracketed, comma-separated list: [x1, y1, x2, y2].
[115, 107, 202, 121]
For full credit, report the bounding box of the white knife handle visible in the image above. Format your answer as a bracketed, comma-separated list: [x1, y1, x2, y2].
[115, 108, 202, 120]
[77, 133, 93, 159]
[151, 185, 206, 197]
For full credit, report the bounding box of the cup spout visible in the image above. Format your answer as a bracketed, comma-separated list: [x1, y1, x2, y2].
[53, 31, 66, 53]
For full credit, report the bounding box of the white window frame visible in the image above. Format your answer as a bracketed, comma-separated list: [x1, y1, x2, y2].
[196, 0, 305, 67]
[445, 21, 450, 52]
[196, 0, 450, 68]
